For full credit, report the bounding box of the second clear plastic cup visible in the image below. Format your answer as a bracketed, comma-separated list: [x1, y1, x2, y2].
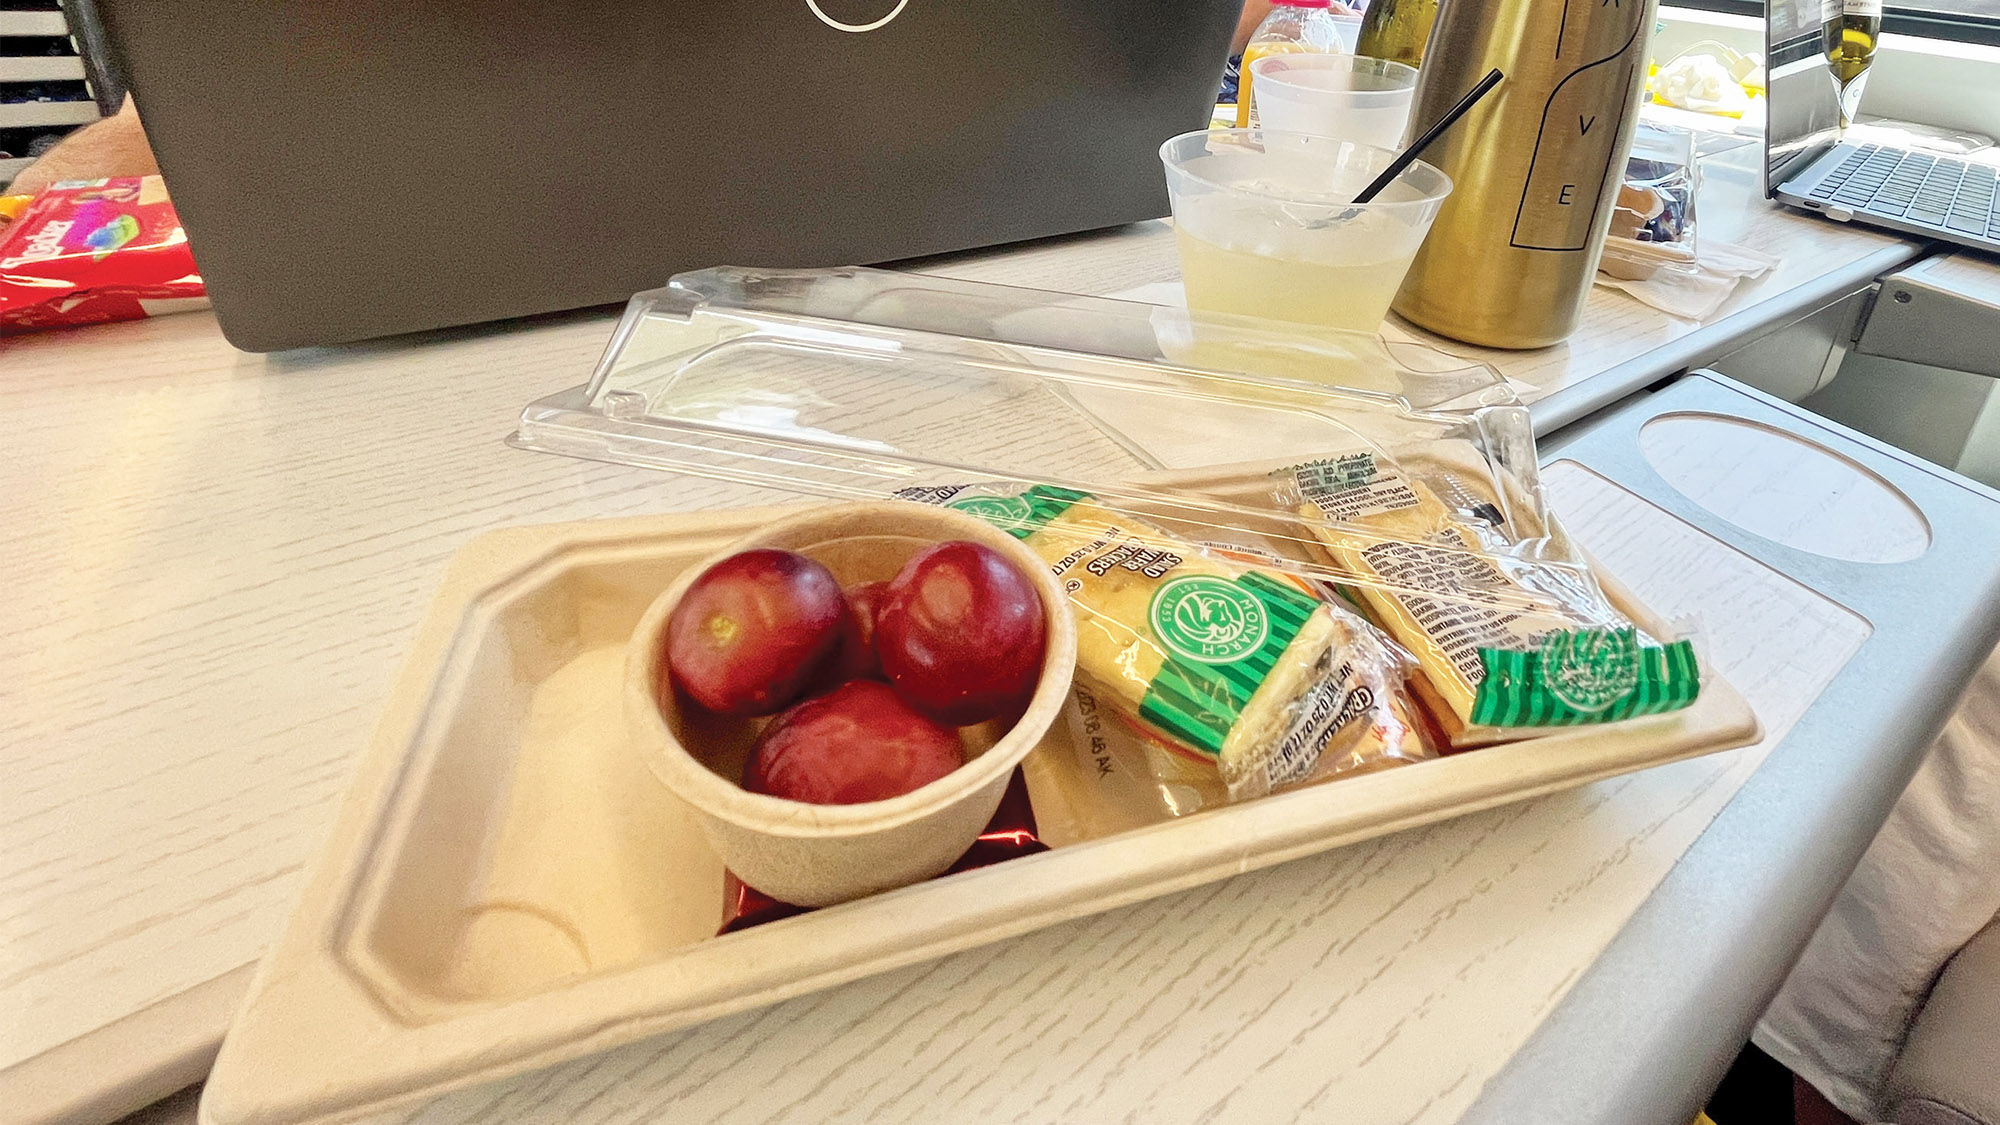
[1159, 128, 1452, 335]
[1248, 55, 1419, 149]
[1328, 13, 1363, 52]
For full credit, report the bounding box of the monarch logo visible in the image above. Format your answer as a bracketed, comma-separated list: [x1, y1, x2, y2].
[807, 0, 908, 32]
[1149, 576, 1270, 666]
[1539, 628, 1641, 714]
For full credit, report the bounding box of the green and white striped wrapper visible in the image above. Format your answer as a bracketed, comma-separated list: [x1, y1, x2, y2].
[1470, 629, 1701, 728]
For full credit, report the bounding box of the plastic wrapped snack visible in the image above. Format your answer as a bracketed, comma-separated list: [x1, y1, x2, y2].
[1020, 682, 1228, 844]
[1025, 657, 1438, 844]
[1274, 445, 1701, 748]
[1599, 123, 1699, 282]
[896, 482, 1430, 802]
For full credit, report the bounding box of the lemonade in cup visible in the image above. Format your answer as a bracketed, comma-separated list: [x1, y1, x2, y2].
[1159, 128, 1451, 334]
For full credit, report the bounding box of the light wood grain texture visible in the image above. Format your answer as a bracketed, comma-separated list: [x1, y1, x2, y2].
[0, 164, 1912, 1121]
[3, 309, 649, 1077]
[4, 965, 248, 1125]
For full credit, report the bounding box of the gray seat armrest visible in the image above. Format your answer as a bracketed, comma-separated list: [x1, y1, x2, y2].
[1888, 915, 2000, 1125]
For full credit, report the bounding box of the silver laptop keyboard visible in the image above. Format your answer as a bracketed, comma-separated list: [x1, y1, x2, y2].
[1809, 144, 2000, 238]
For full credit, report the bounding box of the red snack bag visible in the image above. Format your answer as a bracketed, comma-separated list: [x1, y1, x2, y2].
[718, 768, 1049, 934]
[0, 176, 207, 335]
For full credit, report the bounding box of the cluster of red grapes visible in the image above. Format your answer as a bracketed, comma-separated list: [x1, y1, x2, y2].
[665, 541, 1047, 805]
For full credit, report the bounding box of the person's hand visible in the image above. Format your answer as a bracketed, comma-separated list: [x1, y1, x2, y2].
[9, 97, 159, 198]
[1232, 0, 1275, 53]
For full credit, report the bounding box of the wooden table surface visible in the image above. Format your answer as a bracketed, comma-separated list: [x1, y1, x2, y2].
[0, 155, 1925, 1124]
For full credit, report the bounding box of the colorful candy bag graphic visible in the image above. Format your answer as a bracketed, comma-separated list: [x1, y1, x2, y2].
[0, 176, 207, 334]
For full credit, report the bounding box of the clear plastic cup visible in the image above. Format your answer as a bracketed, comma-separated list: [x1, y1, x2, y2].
[1328, 13, 1363, 52]
[1158, 128, 1451, 335]
[1248, 55, 1419, 149]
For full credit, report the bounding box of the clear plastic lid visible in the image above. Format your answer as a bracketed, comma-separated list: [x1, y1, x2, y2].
[520, 266, 1505, 455]
[511, 266, 1562, 603]
[513, 266, 1701, 749]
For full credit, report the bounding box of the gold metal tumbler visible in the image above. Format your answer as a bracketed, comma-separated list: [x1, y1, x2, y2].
[1391, 0, 1659, 348]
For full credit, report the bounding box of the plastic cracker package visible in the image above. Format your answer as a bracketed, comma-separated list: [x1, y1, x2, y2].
[896, 482, 1432, 804]
[1600, 123, 1700, 282]
[0, 176, 207, 335]
[1020, 682, 1226, 845]
[1272, 437, 1702, 748]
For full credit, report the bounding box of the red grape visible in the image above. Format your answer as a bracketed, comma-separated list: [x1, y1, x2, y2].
[876, 541, 1046, 726]
[830, 581, 890, 684]
[744, 680, 964, 804]
[665, 549, 846, 717]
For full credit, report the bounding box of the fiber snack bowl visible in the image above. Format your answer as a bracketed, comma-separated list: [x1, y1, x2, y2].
[624, 501, 1077, 907]
[200, 506, 1757, 1125]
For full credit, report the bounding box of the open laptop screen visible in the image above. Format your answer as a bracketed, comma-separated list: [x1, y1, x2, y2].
[1765, 0, 1845, 195]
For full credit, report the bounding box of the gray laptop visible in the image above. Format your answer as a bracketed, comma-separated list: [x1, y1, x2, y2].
[93, 0, 1239, 351]
[1765, 0, 2000, 250]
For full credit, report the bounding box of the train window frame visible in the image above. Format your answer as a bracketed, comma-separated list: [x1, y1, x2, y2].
[1677, 0, 2000, 48]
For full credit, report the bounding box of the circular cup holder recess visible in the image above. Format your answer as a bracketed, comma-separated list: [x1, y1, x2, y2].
[1638, 412, 1930, 565]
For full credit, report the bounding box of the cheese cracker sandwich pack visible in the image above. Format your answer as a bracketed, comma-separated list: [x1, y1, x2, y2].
[1274, 442, 1701, 747]
[896, 482, 1429, 801]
